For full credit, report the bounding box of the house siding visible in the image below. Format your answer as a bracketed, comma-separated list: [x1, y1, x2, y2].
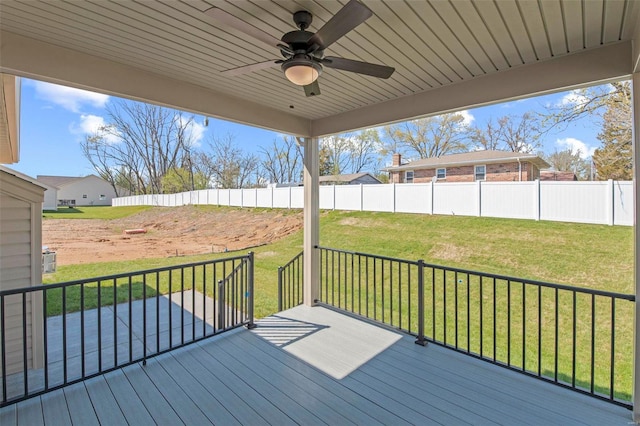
[390, 161, 541, 183]
[0, 169, 45, 376]
[57, 176, 117, 206]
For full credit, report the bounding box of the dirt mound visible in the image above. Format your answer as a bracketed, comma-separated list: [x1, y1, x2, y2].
[43, 206, 303, 265]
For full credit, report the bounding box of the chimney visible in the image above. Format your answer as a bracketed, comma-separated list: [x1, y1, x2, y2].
[392, 153, 402, 166]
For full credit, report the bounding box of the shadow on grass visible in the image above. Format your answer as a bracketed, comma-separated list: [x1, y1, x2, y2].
[44, 207, 82, 214]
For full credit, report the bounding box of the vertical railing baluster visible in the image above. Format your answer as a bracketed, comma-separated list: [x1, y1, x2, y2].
[572, 291, 577, 388]
[203, 265, 207, 338]
[358, 255, 362, 316]
[81, 284, 85, 377]
[507, 280, 511, 366]
[128, 276, 132, 362]
[168, 272, 173, 348]
[43, 289, 48, 391]
[415, 259, 426, 346]
[610, 298, 616, 400]
[493, 277, 497, 361]
[431, 268, 435, 340]
[278, 267, 283, 312]
[63, 286, 68, 382]
[554, 288, 559, 383]
[180, 268, 184, 345]
[156, 272, 160, 353]
[192, 266, 196, 341]
[0, 296, 5, 402]
[537, 285, 542, 377]
[590, 294, 595, 394]
[21, 293, 28, 396]
[443, 269, 447, 345]
[351, 253, 355, 313]
[466, 274, 470, 354]
[522, 282, 526, 372]
[142, 275, 147, 364]
[479, 275, 483, 357]
[113, 278, 118, 367]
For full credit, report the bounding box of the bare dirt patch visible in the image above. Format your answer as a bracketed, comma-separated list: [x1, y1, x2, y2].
[43, 206, 303, 265]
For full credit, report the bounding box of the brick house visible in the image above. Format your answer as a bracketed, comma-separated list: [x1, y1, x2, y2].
[384, 150, 550, 183]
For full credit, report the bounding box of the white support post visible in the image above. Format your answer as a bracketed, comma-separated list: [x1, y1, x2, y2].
[534, 179, 541, 221]
[632, 71, 640, 423]
[476, 180, 482, 217]
[303, 137, 320, 306]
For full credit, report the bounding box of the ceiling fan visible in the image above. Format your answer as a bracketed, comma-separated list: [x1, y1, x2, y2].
[205, 0, 395, 97]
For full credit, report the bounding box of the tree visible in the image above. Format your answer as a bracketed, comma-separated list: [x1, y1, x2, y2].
[201, 133, 258, 188]
[383, 113, 471, 159]
[543, 81, 632, 179]
[81, 101, 198, 194]
[259, 136, 303, 184]
[319, 129, 381, 175]
[161, 167, 208, 193]
[592, 84, 633, 180]
[544, 149, 590, 180]
[470, 112, 542, 153]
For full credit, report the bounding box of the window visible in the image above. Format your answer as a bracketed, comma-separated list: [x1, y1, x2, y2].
[99, 195, 106, 200]
[474, 165, 486, 181]
[82, 194, 88, 199]
[436, 168, 446, 179]
[405, 170, 414, 183]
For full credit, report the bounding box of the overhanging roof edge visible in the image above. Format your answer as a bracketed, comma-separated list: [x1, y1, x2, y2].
[0, 31, 312, 137]
[310, 41, 633, 137]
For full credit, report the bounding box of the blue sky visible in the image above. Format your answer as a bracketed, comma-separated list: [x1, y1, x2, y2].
[12, 78, 604, 178]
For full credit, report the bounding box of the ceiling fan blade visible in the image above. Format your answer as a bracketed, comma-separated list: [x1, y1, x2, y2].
[221, 60, 279, 76]
[205, 7, 282, 48]
[308, 0, 372, 50]
[304, 80, 321, 97]
[323, 56, 395, 79]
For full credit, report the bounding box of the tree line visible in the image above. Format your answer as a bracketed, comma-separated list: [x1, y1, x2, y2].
[82, 81, 632, 196]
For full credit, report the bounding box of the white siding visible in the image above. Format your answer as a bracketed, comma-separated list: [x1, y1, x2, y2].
[57, 175, 116, 206]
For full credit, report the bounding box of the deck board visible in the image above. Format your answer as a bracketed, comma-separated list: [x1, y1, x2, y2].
[62, 383, 99, 426]
[1, 304, 633, 425]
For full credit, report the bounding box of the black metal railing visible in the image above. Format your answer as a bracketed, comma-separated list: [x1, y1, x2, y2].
[0, 253, 254, 407]
[278, 251, 304, 311]
[316, 246, 635, 408]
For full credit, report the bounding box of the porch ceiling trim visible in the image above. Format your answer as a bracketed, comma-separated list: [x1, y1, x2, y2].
[0, 31, 312, 137]
[311, 41, 634, 137]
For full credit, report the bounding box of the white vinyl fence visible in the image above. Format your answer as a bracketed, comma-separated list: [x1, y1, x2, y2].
[113, 180, 634, 226]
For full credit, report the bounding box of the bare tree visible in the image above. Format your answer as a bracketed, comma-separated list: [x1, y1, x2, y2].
[471, 113, 542, 153]
[259, 136, 304, 184]
[318, 129, 381, 175]
[80, 101, 198, 194]
[202, 133, 259, 188]
[544, 149, 590, 180]
[383, 113, 471, 159]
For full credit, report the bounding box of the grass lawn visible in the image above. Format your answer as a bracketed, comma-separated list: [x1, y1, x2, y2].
[43, 205, 153, 219]
[42, 208, 635, 401]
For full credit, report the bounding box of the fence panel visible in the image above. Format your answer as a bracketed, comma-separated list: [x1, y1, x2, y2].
[362, 185, 394, 212]
[395, 183, 431, 214]
[481, 182, 537, 220]
[433, 183, 477, 216]
[319, 186, 335, 210]
[290, 186, 304, 208]
[540, 182, 609, 224]
[334, 185, 362, 211]
[273, 188, 291, 208]
[256, 188, 273, 208]
[242, 189, 257, 208]
[228, 189, 242, 207]
[613, 181, 633, 226]
[218, 189, 230, 206]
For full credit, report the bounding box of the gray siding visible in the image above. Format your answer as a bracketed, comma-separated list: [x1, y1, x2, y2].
[0, 195, 34, 374]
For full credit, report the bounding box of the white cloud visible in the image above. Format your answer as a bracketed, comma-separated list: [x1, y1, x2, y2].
[179, 116, 207, 147]
[458, 110, 475, 126]
[556, 137, 596, 159]
[32, 81, 109, 113]
[559, 89, 588, 108]
[70, 114, 120, 144]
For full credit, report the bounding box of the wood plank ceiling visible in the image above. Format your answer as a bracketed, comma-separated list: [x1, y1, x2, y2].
[0, 0, 638, 128]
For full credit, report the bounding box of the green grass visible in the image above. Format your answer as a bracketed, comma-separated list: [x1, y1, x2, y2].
[42, 208, 635, 401]
[43, 205, 152, 219]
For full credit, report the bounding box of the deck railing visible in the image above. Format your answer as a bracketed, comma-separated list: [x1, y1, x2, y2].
[0, 253, 254, 407]
[278, 251, 304, 311]
[315, 246, 635, 408]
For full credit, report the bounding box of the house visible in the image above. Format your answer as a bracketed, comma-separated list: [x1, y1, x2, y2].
[384, 151, 551, 183]
[319, 172, 381, 185]
[36, 174, 118, 209]
[540, 170, 579, 181]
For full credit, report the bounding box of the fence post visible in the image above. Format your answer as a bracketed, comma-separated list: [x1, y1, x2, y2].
[278, 266, 283, 312]
[476, 180, 482, 217]
[360, 184, 364, 211]
[415, 259, 427, 346]
[430, 181, 434, 215]
[534, 179, 541, 221]
[607, 179, 614, 226]
[247, 252, 256, 329]
[392, 182, 396, 213]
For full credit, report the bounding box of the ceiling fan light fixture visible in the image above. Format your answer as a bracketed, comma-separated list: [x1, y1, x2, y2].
[282, 57, 322, 86]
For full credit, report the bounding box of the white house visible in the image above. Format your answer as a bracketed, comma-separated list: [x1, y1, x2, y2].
[37, 174, 118, 209]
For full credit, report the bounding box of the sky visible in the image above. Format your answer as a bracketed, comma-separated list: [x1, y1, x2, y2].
[10, 77, 606, 179]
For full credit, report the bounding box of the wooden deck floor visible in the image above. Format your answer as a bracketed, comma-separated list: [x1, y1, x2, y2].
[0, 305, 632, 425]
